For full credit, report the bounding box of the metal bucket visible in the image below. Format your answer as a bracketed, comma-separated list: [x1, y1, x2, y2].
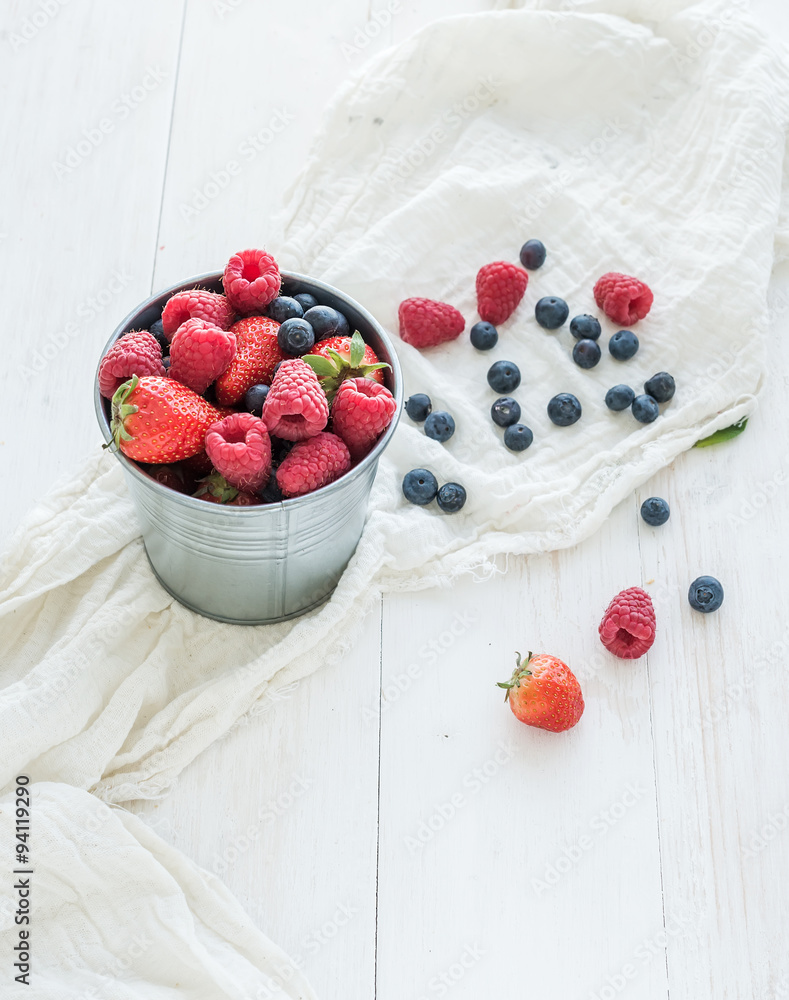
[95, 270, 402, 625]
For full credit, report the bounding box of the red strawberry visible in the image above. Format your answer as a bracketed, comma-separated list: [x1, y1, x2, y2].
[398, 298, 465, 349]
[98, 329, 166, 399]
[161, 289, 235, 340]
[497, 651, 584, 733]
[476, 261, 528, 325]
[140, 463, 188, 494]
[109, 375, 226, 464]
[599, 587, 656, 658]
[214, 316, 285, 406]
[593, 273, 653, 326]
[303, 331, 389, 403]
[169, 319, 236, 394]
[223, 248, 281, 315]
[331, 377, 397, 460]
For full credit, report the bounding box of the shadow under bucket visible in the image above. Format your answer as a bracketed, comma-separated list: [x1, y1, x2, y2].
[95, 270, 403, 625]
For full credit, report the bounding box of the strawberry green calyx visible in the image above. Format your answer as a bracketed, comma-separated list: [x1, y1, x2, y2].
[496, 650, 534, 701]
[194, 471, 239, 503]
[302, 331, 389, 404]
[108, 375, 140, 449]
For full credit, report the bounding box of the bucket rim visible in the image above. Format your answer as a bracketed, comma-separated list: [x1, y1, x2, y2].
[94, 269, 403, 514]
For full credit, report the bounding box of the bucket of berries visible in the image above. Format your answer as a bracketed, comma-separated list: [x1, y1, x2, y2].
[95, 248, 402, 624]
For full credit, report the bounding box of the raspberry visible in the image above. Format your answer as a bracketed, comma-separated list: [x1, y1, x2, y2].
[398, 298, 465, 349]
[476, 261, 528, 325]
[161, 289, 235, 341]
[215, 316, 284, 406]
[194, 470, 262, 505]
[331, 377, 397, 460]
[593, 273, 653, 326]
[98, 329, 165, 399]
[263, 358, 329, 441]
[223, 248, 281, 315]
[276, 432, 351, 498]
[168, 319, 237, 394]
[599, 587, 656, 659]
[205, 412, 271, 493]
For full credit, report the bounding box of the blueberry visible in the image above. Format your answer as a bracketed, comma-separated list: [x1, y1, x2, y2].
[572, 339, 601, 369]
[244, 383, 270, 416]
[437, 482, 467, 513]
[293, 292, 319, 312]
[504, 423, 533, 451]
[547, 393, 582, 426]
[424, 411, 455, 442]
[267, 296, 304, 323]
[519, 239, 546, 270]
[688, 575, 724, 613]
[162, 356, 171, 370]
[405, 393, 432, 422]
[631, 394, 659, 423]
[258, 475, 284, 504]
[535, 296, 569, 330]
[487, 360, 521, 393]
[303, 305, 350, 339]
[608, 330, 639, 361]
[149, 318, 167, 351]
[491, 396, 521, 427]
[605, 384, 635, 411]
[644, 372, 676, 403]
[402, 468, 439, 505]
[277, 318, 316, 356]
[569, 314, 601, 341]
[470, 321, 498, 351]
[640, 496, 670, 526]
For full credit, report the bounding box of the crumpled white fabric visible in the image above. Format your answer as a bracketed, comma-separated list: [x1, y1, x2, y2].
[1, 0, 788, 995]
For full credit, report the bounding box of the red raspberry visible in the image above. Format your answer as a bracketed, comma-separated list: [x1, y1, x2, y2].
[215, 316, 285, 406]
[263, 359, 329, 441]
[223, 248, 281, 315]
[98, 329, 165, 399]
[398, 298, 465, 349]
[593, 273, 654, 326]
[476, 261, 528, 325]
[599, 587, 656, 659]
[169, 319, 237, 394]
[161, 289, 235, 341]
[194, 470, 262, 505]
[276, 432, 351, 498]
[205, 412, 271, 493]
[331, 377, 397, 460]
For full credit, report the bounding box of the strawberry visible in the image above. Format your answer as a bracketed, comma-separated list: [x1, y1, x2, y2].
[214, 316, 285, 406]
[398, 298, 465, 349]
[109, 375, 226, 464]
[302, 330, 389, 403]
[497, 651, 584, 733]
[476, 261, 528, 325]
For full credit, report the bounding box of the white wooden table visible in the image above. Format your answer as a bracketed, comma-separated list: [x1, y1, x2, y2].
[2, 2, 788, 997]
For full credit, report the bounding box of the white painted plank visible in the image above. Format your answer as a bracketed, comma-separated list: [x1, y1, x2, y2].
[376, 502, 667, 999]
[0, 0, 185, 544]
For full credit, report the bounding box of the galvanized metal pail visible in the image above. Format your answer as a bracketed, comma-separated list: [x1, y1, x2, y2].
[95, 271, 402, 625]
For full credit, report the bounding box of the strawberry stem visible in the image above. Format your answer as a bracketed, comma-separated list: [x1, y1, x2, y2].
[496, 650, 534, 701]
[109, 375, 140, 449]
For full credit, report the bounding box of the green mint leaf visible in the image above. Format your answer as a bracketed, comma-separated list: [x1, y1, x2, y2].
[694, 418, 748, 448]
